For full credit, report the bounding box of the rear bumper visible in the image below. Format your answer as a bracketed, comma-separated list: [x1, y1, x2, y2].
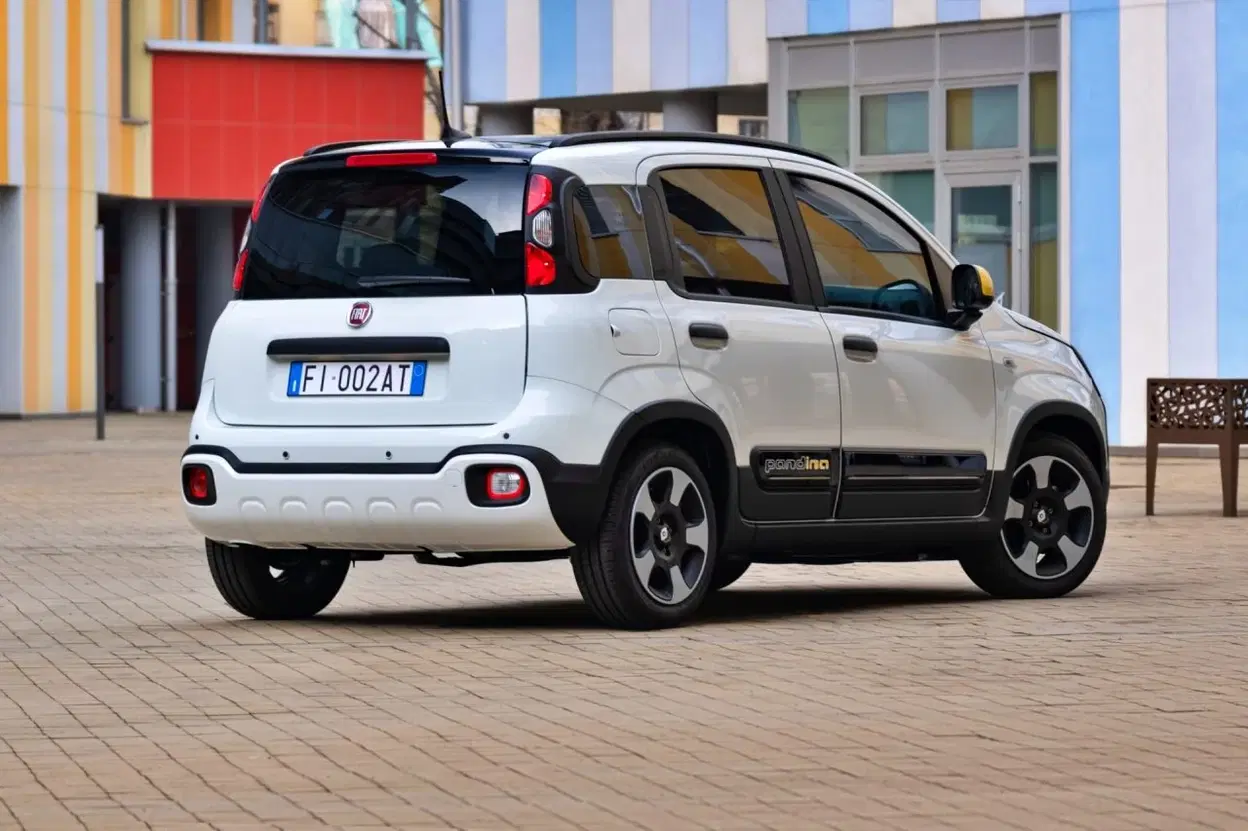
[182, 448, 574, 552]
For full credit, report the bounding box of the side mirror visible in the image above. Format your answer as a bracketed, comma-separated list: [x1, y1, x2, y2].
[948, 263, 994, 328]
[951, 263, 995, 311]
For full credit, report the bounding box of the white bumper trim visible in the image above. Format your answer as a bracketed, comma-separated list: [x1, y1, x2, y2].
[182, 452, 573, 552]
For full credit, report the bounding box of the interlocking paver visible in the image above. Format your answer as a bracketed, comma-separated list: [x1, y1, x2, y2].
[1, 414, 1247, 829]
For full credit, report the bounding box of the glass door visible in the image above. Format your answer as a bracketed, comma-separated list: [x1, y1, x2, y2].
[938, 172, 1023, 312]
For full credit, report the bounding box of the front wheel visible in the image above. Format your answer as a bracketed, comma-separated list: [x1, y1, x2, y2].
[960, 434, 1107, 599]
[206, 540, 350, 620]
[571, 444, 717, 629]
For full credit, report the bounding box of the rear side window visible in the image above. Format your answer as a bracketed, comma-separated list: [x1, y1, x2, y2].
[240, 163, 528, 300]
[569, 185, 651, 279]
[655, 167, 794, 303]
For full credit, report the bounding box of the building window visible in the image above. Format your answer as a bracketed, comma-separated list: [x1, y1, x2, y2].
[946, 85, 1019, 151]
[738, 118, 768, 139]
[859, 171, 935, 233]
[789, 88, 849, 164]
[861, 91, 929, 155]
[1030, 72, 1058, 156]
[1030, 163, 1059, 329]
[121, 0, 132, 117]
[655, 168, 794, 303]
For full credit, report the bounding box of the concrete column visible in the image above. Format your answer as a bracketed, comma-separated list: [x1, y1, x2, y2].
[0, 187, 20, 415]
[163, 203, 178, 412]
[478, 104, 533, 136]
[120, 201, 163, 412]
[195, 207, 237, 390]
[662, 92, 718, 132]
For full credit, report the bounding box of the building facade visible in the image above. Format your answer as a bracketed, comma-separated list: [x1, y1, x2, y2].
[0, 0, 433, 417]
[457, 0, 1247, 447]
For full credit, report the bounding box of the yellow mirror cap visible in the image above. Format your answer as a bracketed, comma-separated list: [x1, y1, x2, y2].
[974, 265, 994, 296]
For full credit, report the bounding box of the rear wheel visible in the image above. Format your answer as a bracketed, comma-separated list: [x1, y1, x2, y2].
[960, 434, 1106, 599]
[571, 444, 717, 629]
[206, 540, 350, 620]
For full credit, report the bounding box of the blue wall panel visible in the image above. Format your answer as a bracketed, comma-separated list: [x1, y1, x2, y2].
[938, 0, 981, 23]
[575, 0, 613, 96]
[1217, 0, 1248, 377]
[1069, 0, 1122, 443]
[651, 0, 691, 90]
[849, 0, 892, 31]
[465, 0, 507, 103]
[807, 0, 849, 34]
[540, 0, 577, 99]
[689, 0, 729, 88]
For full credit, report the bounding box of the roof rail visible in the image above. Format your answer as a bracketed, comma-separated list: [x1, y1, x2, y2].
[544, 131, 841, 167]
[302, 139, 409, 157]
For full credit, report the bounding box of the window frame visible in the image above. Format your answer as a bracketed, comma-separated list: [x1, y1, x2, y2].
[644, 162, 818, 311]
[939, 74, 1026, 163]
[774, 169, 957, 329]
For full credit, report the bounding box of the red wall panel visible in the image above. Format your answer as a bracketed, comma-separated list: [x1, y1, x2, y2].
[152, 51, 425, 202]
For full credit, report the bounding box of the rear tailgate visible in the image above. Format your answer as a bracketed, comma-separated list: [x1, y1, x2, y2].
[210, 152, 529, 428]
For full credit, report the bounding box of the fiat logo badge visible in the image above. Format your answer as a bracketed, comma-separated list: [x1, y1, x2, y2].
[347, 301, 373, 328]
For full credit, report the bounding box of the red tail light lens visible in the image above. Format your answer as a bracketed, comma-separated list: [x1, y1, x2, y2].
[346, 151, 438, 168]
[525, 173, 553, 215]
[232, 249, 249, 293]
[525, 243, 556, 287]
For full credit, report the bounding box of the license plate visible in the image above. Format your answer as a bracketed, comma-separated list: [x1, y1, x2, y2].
[286, 361, 427, 397]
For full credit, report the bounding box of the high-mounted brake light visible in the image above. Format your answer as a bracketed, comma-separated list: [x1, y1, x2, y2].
[346, 151, 438, 168]
[525, 174, 553, 215]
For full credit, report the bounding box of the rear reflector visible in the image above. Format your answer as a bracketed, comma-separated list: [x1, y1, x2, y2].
[182, 464, 216, 506]
[525, 242, 556, 287]
[485, 468, 527, 502]
[346, 151, 438, 168]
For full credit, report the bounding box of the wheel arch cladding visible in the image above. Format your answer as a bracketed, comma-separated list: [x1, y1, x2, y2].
[598, 402, 736, 542]
[1009, 402, 1108, 487]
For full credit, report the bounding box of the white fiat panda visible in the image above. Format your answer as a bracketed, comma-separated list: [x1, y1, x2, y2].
[182, 132, 1108, 630]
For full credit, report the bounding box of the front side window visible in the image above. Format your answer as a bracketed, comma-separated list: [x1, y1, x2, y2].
[789, 175, 943, 321]
[656, 167, 794, 303]
[570, 185, 651, 279]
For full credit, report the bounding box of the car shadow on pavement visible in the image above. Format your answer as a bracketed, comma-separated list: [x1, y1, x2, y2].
[308, 583, 1115, 632]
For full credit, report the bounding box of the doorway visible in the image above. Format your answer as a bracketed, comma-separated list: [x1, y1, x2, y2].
[938, 171, 1023, 314]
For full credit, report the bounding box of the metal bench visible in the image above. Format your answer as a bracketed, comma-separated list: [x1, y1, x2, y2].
[1146, 378, 1248, 517]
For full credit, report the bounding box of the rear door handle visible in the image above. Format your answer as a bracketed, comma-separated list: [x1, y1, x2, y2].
[689, 322, 729, 347]
[842, 335, 878, 359]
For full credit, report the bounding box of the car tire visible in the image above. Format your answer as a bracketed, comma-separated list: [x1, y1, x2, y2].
[571, 444, 717, 630]
[206, 539, 350, 620]
[709, 560, 751, 592]
[960, 433, 1107, 600]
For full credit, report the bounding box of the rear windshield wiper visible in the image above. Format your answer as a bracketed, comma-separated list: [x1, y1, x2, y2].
[355, 275, 472, 288]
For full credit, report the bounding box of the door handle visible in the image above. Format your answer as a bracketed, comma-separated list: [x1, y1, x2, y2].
[842, 335, 878, 358]
[689, 322, 729, 346]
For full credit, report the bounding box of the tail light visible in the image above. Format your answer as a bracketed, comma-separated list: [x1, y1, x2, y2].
[525, 173, 555, 288]
[234, 175, 273, 295]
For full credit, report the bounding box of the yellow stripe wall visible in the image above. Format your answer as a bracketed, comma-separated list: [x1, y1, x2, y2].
[0, 0, 157, 415]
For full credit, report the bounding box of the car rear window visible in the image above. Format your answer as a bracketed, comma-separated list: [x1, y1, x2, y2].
[239, 162, 528, 300]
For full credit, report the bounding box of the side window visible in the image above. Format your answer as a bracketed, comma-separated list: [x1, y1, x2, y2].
[570, 185, 652, 279]
[789, 175, 942, 320]
[656, 167, 794, 303]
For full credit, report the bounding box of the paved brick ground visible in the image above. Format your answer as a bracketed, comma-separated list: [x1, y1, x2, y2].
[1, 415, 1246, 830]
